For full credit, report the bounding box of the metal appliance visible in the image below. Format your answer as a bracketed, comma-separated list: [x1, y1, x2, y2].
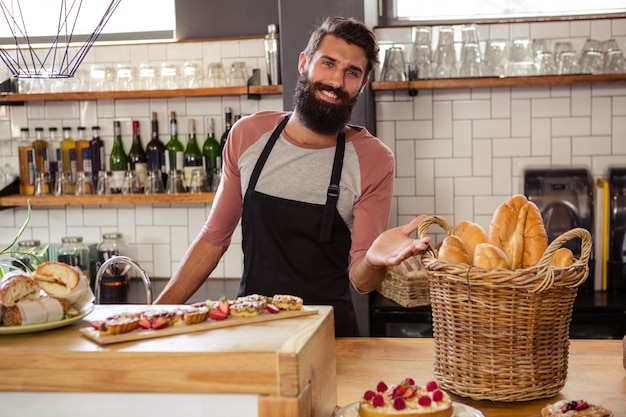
[524, 167, 594, 291]
[608, 167, 626, 291]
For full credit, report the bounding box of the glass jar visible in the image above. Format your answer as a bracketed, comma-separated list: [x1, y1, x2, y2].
[13, 239, 47, 271]
[57, 236, 89, 276]
[97, 233, 129, 302]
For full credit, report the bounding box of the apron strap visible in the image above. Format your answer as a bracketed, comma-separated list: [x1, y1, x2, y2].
[320, 129, 345, 242]
[247, 115, 290, 192]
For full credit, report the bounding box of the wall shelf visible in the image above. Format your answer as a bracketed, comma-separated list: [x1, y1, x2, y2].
[371, 73, 626, 93]
[0, 84, 282, 103]
[0, 193, 216, 208]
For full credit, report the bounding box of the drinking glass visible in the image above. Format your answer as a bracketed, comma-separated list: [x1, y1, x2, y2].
[433, 26, 457, 78]
[557, 51, 579, 74]
[409, 26, 432, 80]
[532, 39, 551, 57]
[461, 24, 478, 44]
[459, 43, 482, 77]
[211, 167, 222, 192]
[97, 171, 112, 196]
[166, 170, 186, 194]
[604, 49, 625, 74]
[579, 50, 604, 74]
[206, 63, 227, 87]
[145, 170, 165, 194]
[122, 171, 142, 195]
[159, 62, 179, 89]
[189, 169, 206, 194]
[75, 171, 93, 195]
[535, 52, 556, 75]
[228, 62, 248, 86]
[88, 64, 110, 92]
[484, 39, 508, 77]
[115, 64, 134, 91]
[34, 172, 48, 196]
[380, 47, 407, 81]
[508, 38, 535, 76]
[54, 171, 69, 196]
[182, 62, 202, 89]
[137, 64, 158, 90]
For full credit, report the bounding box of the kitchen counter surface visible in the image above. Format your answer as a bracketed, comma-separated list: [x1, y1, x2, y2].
[334, 337, 626, 417]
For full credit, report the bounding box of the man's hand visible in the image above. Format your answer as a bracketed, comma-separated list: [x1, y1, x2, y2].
[365, 214, 431, 267]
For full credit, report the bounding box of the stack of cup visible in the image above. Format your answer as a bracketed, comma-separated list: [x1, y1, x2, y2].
[459, 24, 482, 77]
[433, 26, 457, 78]
[408, 26, 432, 80]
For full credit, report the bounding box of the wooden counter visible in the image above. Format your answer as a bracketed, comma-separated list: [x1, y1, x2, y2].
[335, 338, 626, 417]
[0, 305, 336, 417]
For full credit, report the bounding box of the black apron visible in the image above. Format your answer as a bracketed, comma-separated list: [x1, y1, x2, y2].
[239, 116, 359, 337]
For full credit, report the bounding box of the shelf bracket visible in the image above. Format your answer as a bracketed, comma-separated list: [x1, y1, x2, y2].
[247, 69, 262, 100]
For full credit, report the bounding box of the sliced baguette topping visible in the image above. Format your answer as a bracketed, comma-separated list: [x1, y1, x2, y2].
[33, 261, 80, 298]
[0, 274, 41, 307]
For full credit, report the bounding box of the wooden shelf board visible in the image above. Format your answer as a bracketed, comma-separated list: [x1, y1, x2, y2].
[0, 193, 216, 207]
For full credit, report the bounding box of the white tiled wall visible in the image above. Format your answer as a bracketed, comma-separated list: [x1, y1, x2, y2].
[376, 18, 626, 243]
[2, 18, 626, 291]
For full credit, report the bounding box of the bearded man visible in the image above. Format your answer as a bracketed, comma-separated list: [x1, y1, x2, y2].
[155, 16, 430, 336]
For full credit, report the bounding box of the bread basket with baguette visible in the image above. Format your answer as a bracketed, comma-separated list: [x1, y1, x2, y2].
[416, 195, 592, 402]
[377, 255, 431, 307]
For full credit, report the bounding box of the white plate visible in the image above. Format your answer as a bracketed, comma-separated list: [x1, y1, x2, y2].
[0, 304, 95, 335]
[335, 401, 485, 417]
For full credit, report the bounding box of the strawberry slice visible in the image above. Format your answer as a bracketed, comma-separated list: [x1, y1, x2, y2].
[138, 317, 152, 329]
[90, 321, 103, 331]
[217, 296, 230, 315]
[266, 304, 280, 314]
[152, 316, 169, 330]
[209, 308, 228, 320]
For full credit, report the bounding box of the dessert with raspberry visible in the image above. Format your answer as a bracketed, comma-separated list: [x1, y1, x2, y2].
[359, 378, 452, 417]
[541, 399, 613, 417]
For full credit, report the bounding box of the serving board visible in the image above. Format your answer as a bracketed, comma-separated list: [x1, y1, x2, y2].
[80, 307, 318, 345]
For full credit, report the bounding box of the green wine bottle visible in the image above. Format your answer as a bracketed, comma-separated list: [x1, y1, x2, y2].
[165, 111, 184, 174]
[202, 117, 220, 190]
[183, 118, 203, 189]
[219, 107, 233, 162]
[109, 121, 128, 194]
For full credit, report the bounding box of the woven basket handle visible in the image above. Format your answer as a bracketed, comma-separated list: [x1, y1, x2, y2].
[530, 227, 593, 292]
[417, 215, 454, 257]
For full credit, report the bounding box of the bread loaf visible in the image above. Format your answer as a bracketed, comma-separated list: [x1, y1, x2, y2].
[0, 274, 40, 307]
[473, 242, 512, 270]
[33, 262, 80, 298]
[439, 235, 471, 265]
[455, 221, 488, 260]
[550, 247, 574, 267]
[487, 194, 548, 269]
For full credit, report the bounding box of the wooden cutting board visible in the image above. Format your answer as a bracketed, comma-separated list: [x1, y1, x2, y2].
[80, 306, 318, 345]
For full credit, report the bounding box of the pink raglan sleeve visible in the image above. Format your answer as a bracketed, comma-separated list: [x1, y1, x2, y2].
[348, 136, 395, 276]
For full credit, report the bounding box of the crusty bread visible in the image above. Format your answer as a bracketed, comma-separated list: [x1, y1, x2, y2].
[487, 194, 549, 270]
[473, 242, 512, 270]
[455, 221, 488, 260]
[487, 194, 529, 270]
[522, 200, 549, 268]
[2, 297, 76, 326]
[550, 247, 575, 267]
[438, 235, 471, 265]
[33, 261, 80, 298]
[272, 294, 303, 310]
[0, 274, 40, 307]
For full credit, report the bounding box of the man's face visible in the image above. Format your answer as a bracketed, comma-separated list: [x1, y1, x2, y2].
[293, 35, 369, 135]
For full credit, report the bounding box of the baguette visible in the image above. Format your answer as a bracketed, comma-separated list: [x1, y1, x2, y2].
[522, 200, 549, 268]
[33, 262, 80, 298]
[2, 297, 77, 326]
[0, 274, 40, 307]
[550, 247, 575, 267]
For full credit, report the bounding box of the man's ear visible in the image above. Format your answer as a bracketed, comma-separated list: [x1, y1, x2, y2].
[359, 75, 370, 94]
[298, 52, 307, 74]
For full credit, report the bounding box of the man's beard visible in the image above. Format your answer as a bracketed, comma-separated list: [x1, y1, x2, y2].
[292, 73, 359, 136]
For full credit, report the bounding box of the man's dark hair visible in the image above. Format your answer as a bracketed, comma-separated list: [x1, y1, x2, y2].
[303, 16, 380, 76]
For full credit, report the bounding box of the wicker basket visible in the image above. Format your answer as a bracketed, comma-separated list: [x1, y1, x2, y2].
[377, 255, 430, 307]
[417, 215, 592, 402]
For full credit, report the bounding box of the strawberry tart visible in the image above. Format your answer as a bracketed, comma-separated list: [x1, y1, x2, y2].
[359, 378, 453, 417]
[541, 400, 613, 417]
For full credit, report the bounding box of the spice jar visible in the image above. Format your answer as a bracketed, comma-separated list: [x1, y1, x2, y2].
[97, 233, 129, 303]
[13, 239, 47, 271]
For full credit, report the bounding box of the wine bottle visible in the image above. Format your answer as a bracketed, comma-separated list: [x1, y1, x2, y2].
[48, 127, 60, 183]
[146, 112, 166, 173]
[109, 121, 128, 194]
[128, 120, 148, 191]
[31, 127, 48, 177]
[202, 117, 220, 191]
[90, 125, 104, 187]
[165, 111, 184, 174]
[219, 107, 233, 161]
[183, 118, 203, 189]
